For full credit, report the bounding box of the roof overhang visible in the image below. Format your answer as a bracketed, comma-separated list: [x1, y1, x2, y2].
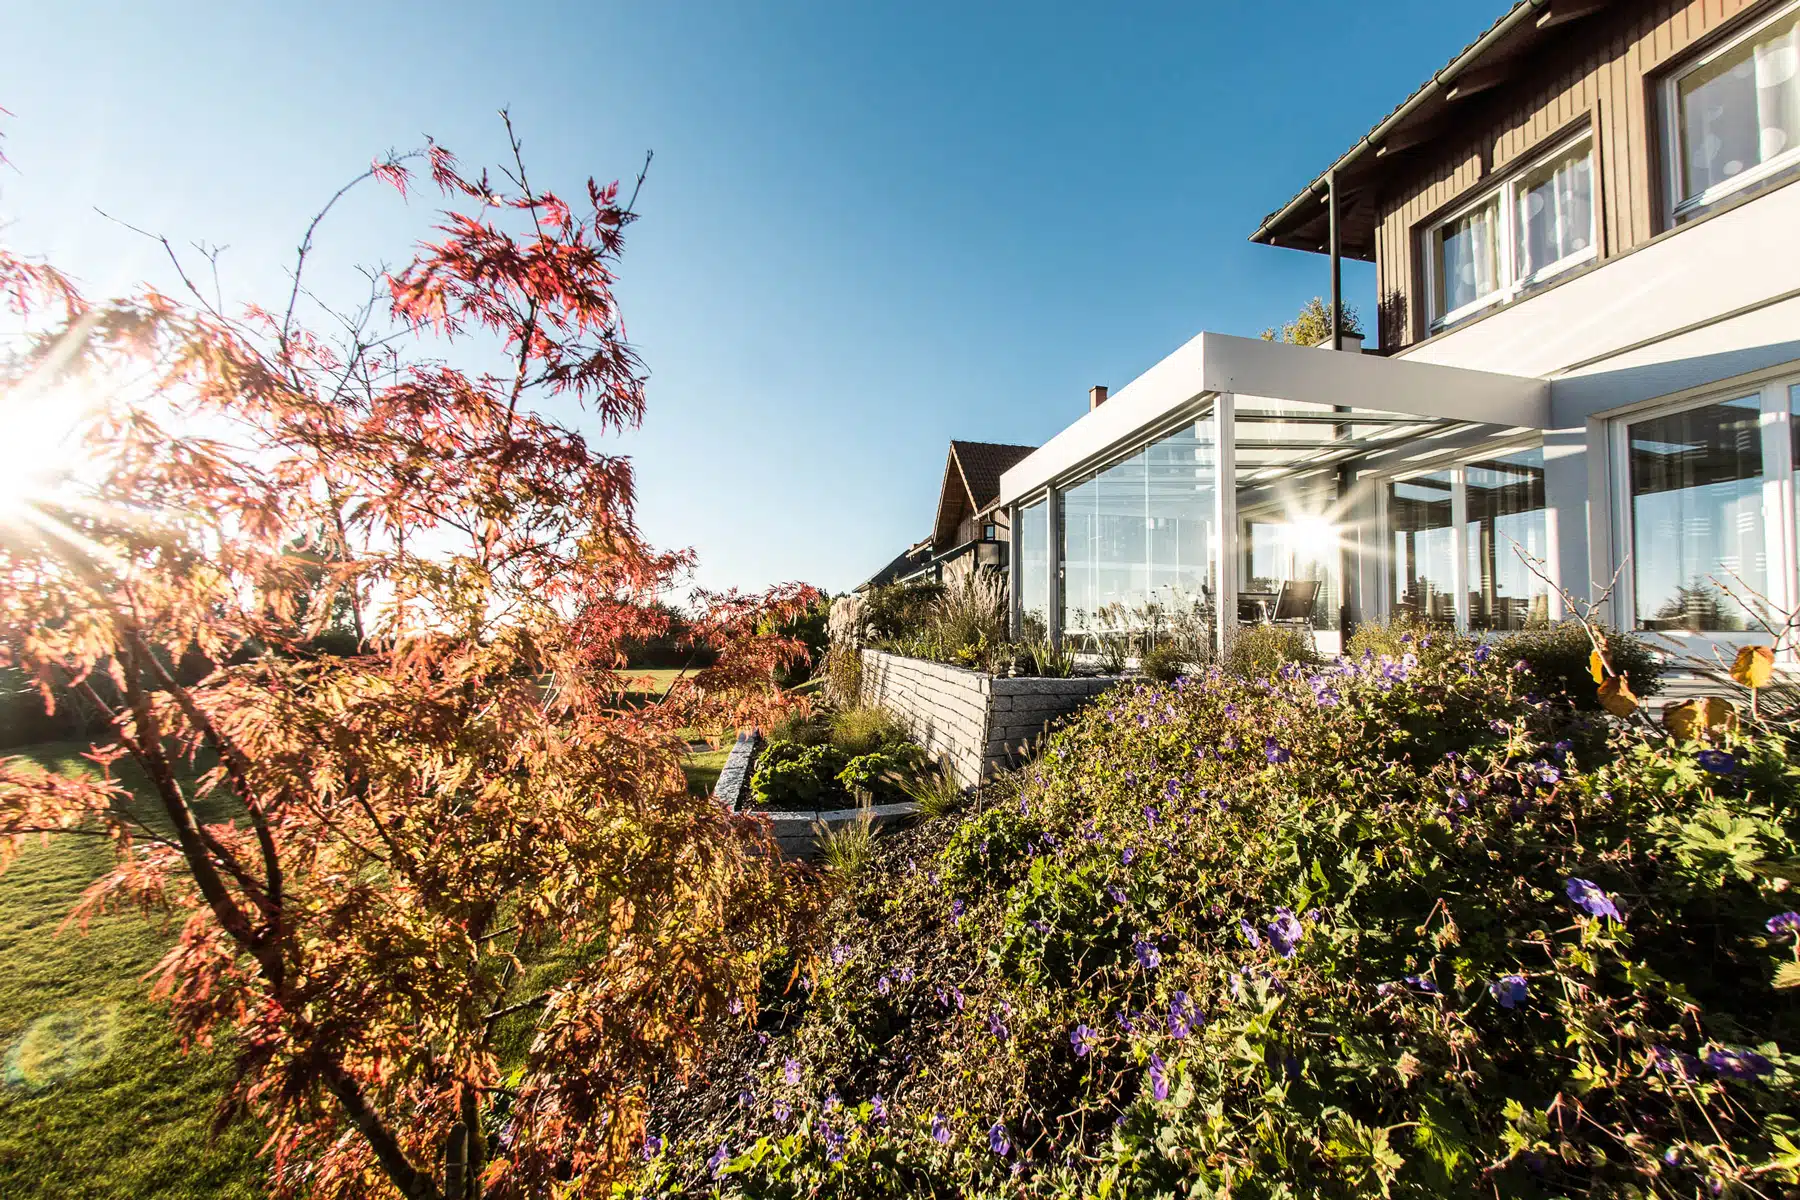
[996, 331, 1548, 507]
[1249, 0, 1618, 256]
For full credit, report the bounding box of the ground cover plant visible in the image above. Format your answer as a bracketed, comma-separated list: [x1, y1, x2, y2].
[749, 706, 924, 811]
[641, 631, 1800, 1198]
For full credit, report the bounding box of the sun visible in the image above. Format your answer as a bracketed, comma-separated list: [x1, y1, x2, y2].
[0, 380, 93, 521]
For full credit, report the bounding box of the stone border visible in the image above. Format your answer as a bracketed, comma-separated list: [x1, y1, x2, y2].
[759, 801, 919, 860]
[859, 649, 1124, 787]
[711, 729, 764, 810]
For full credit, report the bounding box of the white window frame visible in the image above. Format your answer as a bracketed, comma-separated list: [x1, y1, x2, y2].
[1607, 375, 1800, 650]
[1375, 436, 1554, 633]
[1424, 132, 1598, 332]
[1661, 0, 1800, 222]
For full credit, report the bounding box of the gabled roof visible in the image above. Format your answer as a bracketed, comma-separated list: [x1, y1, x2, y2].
[855, 539, 934, 593]
[1250, 0, 1620, 258]
[933, 441, 1037, 549]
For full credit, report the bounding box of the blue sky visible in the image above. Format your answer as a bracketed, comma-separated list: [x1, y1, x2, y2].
[2, 0, 1504, 595]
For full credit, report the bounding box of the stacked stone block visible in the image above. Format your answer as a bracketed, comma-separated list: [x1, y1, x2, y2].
[859, 649, 1121, 788]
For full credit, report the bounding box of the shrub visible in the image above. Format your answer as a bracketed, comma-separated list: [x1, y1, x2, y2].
[644, 643, 1800, 1199]
[1137, 642, 1189, 683]
[821, 644, 864, 708]
[749, 742, 849, 809]
[861, 581, 944, 642]
[830, 705, 910, 757]
[1502, 619, 1664, 709]
[769, 707, 832, 747]
[836, 745, 925, 804]
[1345, 611, 1459, 661]
[1222, 622, 1318, 678]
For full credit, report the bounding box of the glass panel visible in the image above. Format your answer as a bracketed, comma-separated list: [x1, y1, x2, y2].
[1630, 396, 1765, 631]
[1016, 498, 1049, 637]
[1389, 471, 1457, 623]
[1238, 473, 1341, 633]
[1433, 195, 1502, 320]
[1061, 415, 1217, 645]
[1514, 140, 1594, 278]
[1465, 448, 1550, 631]
[1676, 7, 1800, 204]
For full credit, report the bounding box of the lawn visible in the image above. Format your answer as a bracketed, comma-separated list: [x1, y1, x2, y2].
[0, 743, 266, 1200]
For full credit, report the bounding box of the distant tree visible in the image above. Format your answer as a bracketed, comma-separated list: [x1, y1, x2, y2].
[1260, 296, 1364, 345]
[0, 117, 815, 1198]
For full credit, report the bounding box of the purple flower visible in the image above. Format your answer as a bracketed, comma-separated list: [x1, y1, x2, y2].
[1071, 1023, 1095, 1057]
[1697, 749, 1738, 775]
[707, 1141, 730, 1177]
[1239, 918, 1263, 950]
[1475, 643, 1491, 662]
[931, 1113, 950, 1145]
[1267, 908, 1305, 959]
[1512, 659, 1530, 673]
[1651, 1046, 1700, 1078]
[871, 1093, 888, 1123]
[738, 1089, 754, 1107]
[1114, 1008, 1137, 1031]
[728, 996, 743, 1015]
[988, 1009, 1010, 1042]
[1121, 847, 1136, 866]
[1080, 820, 1101, 843]
[823, 1124, 845, 1163]
[1705, 1046, 1775, 1079]
[1148, 1052, 1169, 1101]
[1028, 918, 1051, 936]
[774, 1099, 792, 1121]
[1263, 737, 1291, 765]
[1168, 990, 1195, 1038]
[642, 1134, 663, 1160]
[1767, 911, 1800, 936]
[1133, 934, 1161, 970]
[783, 1057, 801, 1085]
[1106, 885, 1127, 906]
[1144, 806, 1160, 829]
[1538, 764, 1562, 784]
[1490, 974, 1528, 1009]
[988, 1121, 1010, 1157]
[952, 898, 965, 917]
[1403, 974, 1440, 994]
[1565, 877, 1622, 922]
[1164, 778, 1180, 803]
[823, 1091, 842, 1113]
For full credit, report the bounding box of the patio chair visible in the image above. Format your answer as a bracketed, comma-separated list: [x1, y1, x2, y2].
[1268, 578, 1321, 630]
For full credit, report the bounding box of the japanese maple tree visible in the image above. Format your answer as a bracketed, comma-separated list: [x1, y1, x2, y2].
[0, 117, 813, 1198]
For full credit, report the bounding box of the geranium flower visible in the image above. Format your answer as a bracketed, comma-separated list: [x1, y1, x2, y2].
[1121, 847, 1136, 866]
[774, 1099, 791, 1121]
[988, 1122, 1010, 1156]
[931, 1113, 950, 1145]
[1490, 975, 1528, 1009]
[1143, 806, 1160, 828]
[1697, 749, 1738, 775]
[641, 1134, 663, 1160]
[1475, 643, 1491, 662]
[707, 1141, 730, 1176]
[728, 996, 743, 1015]
[1148, 1052, 1168, 1101]
[871, 1094, 888, 1123]
[1263, 737, 1291, 765]
[1106, 885, 1127, 906]
[1133, 934, 1161, 970]
[1705, 1046, 1775, 1079]
[952, 898, 965, 917]
[737, 1089, 754, 1107]
[1403, 974, 1440, 994]
[1239, 918, 1263, 950]
[1267, 908, 1305, 958]
[1767, 911, 1800, 936]
[988, 1009, 1010, 1042]
[823, 1091, 842, 1113]
[1651, 1046, 1700, 1078]
[1565, 877, 1622, 921]
[783, 1057, 801, 1084]
[1071, 1024, 1095, 1057]
[822, 1124, 845, 1163]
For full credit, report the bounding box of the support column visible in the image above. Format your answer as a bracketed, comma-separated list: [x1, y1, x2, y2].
[1008, 502, 1023, 639]
[1328, 171, 1344, 352]
[1451, 467, 1470, 632]
[1047, 487, 1064, 648]
[1214, 394, 1237, 657]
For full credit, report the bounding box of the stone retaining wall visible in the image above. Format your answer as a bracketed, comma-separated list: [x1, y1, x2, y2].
[859, 649, 1122, 787]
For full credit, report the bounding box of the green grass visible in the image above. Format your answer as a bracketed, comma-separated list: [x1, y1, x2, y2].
[620, 667, 693, 693]
[680, 746, 732, 796]
[0, 744, 266, 1199]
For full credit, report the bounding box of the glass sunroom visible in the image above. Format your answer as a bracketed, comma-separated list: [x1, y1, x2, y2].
[1000, 332, 1554, 657]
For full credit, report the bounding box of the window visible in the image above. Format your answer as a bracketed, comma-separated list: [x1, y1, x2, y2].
[1426, 135, 1596, 329]
[1389, 471, 1458, 622]
[1627, 396, 1766, 631]
[1017, 498, 1049, 636]
[1665, 1, 1800, 218]
[1465, 448, 1550, 631]
[983, 523, 997, 541]
[1060, 415, 1218, 643]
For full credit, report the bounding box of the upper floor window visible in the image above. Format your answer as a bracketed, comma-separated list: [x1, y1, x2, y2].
[1665, 1, 1800, 219]
[1426, 134, 1596, 331]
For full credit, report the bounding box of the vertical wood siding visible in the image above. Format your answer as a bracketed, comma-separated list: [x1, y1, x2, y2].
[1377, 0, 1768, 349]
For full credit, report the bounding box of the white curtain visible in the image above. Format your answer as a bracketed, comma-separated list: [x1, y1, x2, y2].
[1438, 203, 1498, 313]
[1517, 151, 1592, 276]
[1754, 19, 1800, 164]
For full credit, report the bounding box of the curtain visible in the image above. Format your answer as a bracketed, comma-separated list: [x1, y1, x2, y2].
[1754, 19, 1800, 165]
[1438, 203, 1498, 314]
[1517, 151, 1591, 277]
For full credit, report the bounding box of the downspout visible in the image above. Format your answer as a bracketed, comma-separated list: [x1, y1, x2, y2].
[1329, 168, 1343, 350]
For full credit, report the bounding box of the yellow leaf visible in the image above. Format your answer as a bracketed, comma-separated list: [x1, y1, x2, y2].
[1588, 649, 1606, 686]
[1776, 961, 1800, 990]
[1662, 696, 1739, 741]
[1598, 674, 1639, 718]
[1731, 644, 1776, 689]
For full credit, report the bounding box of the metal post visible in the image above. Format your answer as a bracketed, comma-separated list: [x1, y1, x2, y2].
[1007, 502, 1023, 639]
[1328, 170, 1344, 351]
[1213, 394, 1237, 658]
[1047, 487, 1063, 649]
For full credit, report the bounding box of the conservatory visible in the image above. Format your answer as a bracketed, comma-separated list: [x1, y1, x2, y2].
[999, 331, 1555, 657]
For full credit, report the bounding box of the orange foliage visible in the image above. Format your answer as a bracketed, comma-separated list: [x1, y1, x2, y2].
[0, 116, 814, 1199]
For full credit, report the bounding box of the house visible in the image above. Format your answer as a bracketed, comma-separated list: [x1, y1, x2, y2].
[856, 440, 1039, 593]
[996, 0, 1800, 663]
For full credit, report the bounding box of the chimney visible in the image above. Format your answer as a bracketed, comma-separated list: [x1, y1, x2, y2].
[1089, 385, 1109, 411]
[1312, 332, 1365, 354]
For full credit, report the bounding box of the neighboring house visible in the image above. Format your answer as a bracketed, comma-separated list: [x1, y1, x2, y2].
[855, 440, 1039, 593]
[995, 0, 1800, 664]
